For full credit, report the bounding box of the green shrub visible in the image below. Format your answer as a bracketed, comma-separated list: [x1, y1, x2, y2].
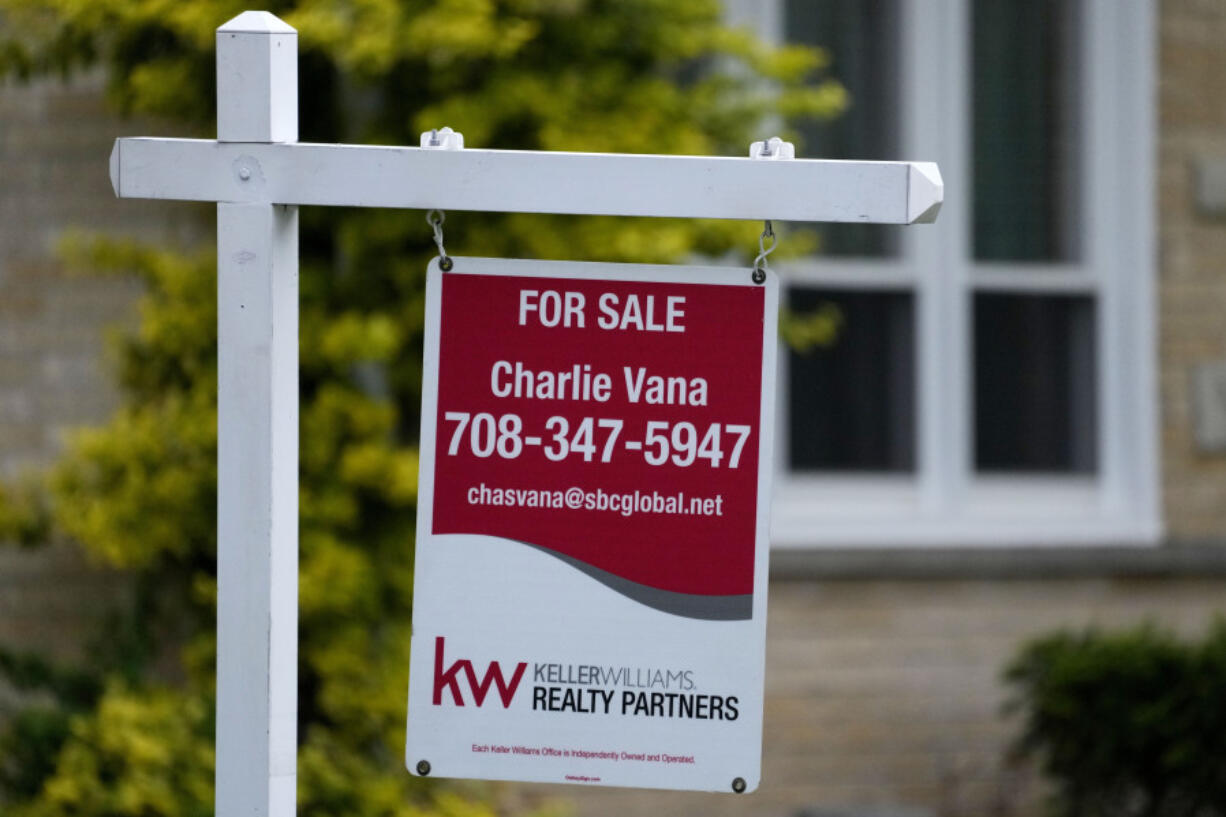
[1004, 621, 1226, 817]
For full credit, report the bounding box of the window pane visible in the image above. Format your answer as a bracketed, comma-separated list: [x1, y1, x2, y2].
[974, 294, 1096, 473]
[788, 288, 915, 472]
[973, 0, 1080, 262]
[785, 0, 900, 257]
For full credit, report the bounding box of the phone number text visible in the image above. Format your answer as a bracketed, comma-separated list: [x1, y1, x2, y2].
[442, 412, 752, 468]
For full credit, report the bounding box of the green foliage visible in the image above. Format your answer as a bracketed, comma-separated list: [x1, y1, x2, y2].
[8, 684, 215, 817]
[0, 1, 842, 814]
[779, 302, 843, 353]
[0, 477, 51, 547]
[1004, 622, 1226, 817]
[0, 648, 103, 799]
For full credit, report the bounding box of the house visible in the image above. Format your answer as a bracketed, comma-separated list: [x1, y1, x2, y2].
[2, 1, 1224, 815]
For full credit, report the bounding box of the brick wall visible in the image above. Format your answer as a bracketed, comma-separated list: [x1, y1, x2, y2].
[0, 72, 204, 478]
[1158, 0, 1226, 539]
[0, 73, 202, 661]
[514, 577, 1226, 817]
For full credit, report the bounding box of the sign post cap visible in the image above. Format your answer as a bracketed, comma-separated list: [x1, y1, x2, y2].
[907, 161, 944, 224]
[217, 10, 297, 35]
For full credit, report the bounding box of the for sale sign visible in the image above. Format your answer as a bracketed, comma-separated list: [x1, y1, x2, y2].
[406, 256, 778, 793]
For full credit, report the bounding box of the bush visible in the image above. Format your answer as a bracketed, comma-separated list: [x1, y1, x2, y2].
[1004, 621, 1226, 817]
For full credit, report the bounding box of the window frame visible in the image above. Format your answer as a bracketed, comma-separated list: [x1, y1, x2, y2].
[764, 0, 1161, 548]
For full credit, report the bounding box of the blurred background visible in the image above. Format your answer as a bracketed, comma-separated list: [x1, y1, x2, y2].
[1, 1, 1224, 816]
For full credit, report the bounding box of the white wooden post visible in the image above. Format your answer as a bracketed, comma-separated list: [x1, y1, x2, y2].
[214, 12, 299, 817]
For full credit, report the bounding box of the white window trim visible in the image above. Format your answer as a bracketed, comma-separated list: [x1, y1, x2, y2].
[761, 0, 1161, 548]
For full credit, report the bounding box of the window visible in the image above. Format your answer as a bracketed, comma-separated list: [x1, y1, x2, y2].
[746, 0, 1160, 546]
[788, 287, 915, 473]
[784, 0, 900, 258]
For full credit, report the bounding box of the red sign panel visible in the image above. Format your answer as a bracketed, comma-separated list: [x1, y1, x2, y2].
[432, 270, 765, 610]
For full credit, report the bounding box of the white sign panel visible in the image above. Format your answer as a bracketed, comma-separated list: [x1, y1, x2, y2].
[406, 256, 778, 793]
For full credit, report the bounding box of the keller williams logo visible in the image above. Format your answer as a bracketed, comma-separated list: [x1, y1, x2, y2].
[432, 636, 527, 708]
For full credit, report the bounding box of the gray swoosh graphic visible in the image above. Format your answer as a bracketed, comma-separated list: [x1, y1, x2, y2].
[507, 539, 752, 621]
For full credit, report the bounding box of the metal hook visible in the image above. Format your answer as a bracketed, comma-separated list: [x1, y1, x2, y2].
[426, 209, 453, 271]
[752, 220, 775, 284]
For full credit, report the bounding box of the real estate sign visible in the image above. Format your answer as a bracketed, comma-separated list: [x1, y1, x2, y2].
[406, 255, 778, 793]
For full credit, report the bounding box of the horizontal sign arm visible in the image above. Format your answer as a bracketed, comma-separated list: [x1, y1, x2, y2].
[110, 137, 942, 224]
